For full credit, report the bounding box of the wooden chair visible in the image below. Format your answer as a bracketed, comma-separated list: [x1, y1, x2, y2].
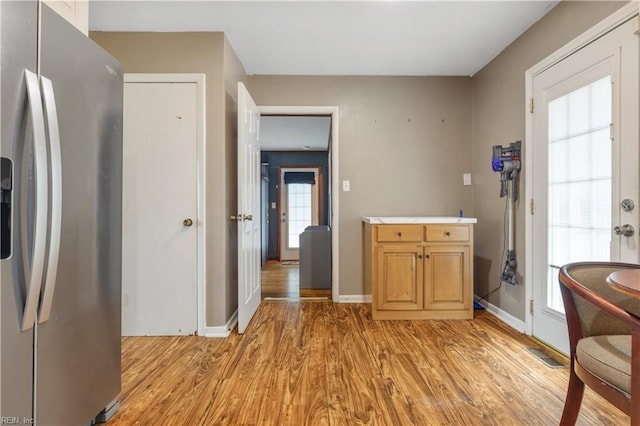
[558, 261, 640, 425]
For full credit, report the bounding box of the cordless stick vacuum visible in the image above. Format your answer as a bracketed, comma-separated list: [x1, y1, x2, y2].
[492, 141, 521, 285]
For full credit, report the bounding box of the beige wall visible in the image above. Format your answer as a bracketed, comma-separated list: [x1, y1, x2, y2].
[246, 76, 473, 295]
[90, 0, 629, 326]
[471, 1, 628, 321]
[91, 31, 246, 327]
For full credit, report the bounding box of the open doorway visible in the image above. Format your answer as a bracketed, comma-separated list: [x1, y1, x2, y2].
[259, 115, 332, 300]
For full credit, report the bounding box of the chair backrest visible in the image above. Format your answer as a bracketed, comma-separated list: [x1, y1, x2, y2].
[561, 262, 640, 338]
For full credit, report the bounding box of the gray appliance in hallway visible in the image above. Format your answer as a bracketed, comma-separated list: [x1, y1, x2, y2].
[299, 225, 331, 290]
[1, 1, 123, 424]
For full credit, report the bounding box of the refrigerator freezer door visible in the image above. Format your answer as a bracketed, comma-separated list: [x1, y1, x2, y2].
[35, 5, 123, 425]
[0, 0, 38, 420]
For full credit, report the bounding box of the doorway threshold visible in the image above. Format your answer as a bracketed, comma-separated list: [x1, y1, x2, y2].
[263, 296, 329, 302]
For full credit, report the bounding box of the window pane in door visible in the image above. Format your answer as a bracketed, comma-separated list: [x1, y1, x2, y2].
[547, 76, 611, 313]
[287, 183, 312, 248]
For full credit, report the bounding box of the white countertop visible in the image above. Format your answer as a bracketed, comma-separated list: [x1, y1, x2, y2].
[362, 216, 477, 224]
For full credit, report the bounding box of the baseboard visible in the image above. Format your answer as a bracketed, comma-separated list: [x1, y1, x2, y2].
[203, 298, 523, 335]
[204, 310, 238, 338]
[338, 294, 372, 303]
[474, 296, 526, 333]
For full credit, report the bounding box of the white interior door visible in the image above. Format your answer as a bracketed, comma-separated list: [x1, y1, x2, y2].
[279, 167, 320, 261]
[237, 82, 261, 334]
[531, 18, 639, 354]
[122, 80, 198, 336]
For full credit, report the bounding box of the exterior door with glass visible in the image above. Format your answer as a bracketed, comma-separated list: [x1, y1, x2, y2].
[531, 17, 639, 354]
[279, 167, 320, 261]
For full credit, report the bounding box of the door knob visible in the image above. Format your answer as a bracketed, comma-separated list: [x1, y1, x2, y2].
[230, 214, 243, 221]
[244, 214, 253, 221]
[613, 224, 635, 237]
[183, 218, 193, 227]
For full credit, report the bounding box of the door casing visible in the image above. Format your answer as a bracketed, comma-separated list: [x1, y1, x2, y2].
[260, 106, 340, 302]
[278, 165, 322, 261]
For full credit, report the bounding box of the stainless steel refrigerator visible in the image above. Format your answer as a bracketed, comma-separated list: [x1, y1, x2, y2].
[1, 1, 123, 424]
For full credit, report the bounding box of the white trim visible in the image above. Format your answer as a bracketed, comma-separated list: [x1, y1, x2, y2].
[123, 73, 207, 337]
[205, 310, 238, 338]
[278, 166, 321, 260]
[524, 3, 639, 336]
[338, 295, 372, 303]
[474, 298, 526, 333]
[259, 106, 340, 302]
[526, 3, 638, 78]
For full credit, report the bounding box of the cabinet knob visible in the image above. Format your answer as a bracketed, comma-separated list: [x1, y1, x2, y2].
[425, 254, 430, 259]
[445, 231, 451, 237]
[418, 254, 423, 259]
[397, 232, 402, 237]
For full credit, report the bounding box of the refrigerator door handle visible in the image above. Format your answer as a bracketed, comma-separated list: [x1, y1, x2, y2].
[21, 70, 49, 331]
[38, 77, 62, 324]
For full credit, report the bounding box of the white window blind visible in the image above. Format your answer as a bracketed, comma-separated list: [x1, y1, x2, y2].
[287, 183, 312, 249]
[546, 76, 612, 312]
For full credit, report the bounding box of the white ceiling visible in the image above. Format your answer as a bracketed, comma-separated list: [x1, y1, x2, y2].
[90, 1, 558, 77]
[261, 116, 331, 151]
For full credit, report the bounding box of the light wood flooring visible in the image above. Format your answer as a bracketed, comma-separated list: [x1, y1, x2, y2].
[261, 261, 331, 299]
[108, 302, 625, 425]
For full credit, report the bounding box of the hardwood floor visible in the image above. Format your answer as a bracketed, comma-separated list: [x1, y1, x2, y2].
[261, 261, 331, 299]
[108, 303, 625, 425]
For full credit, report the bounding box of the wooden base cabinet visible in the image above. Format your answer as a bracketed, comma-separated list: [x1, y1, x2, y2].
[364, 223, 474, 320]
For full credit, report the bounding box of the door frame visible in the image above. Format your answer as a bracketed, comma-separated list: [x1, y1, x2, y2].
[124, 73, 206, 336]
[278, 165, 322, 260]
[260, 106, 340, 302]
[523, 3, 639, 336]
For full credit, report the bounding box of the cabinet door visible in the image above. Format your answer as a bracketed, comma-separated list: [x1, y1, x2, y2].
[424, 245, 470, 310]
[43, 0, 88, 35]
[376, 245, 423, 311]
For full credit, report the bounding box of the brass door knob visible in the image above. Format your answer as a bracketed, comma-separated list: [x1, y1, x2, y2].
[183, 218, 193, 227]
[230, 214, 243, 221]
[244, 214, 253, 221]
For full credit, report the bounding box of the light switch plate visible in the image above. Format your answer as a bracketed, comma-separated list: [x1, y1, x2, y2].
[343, 180, 350, 192]
[463, 173, 472, 186]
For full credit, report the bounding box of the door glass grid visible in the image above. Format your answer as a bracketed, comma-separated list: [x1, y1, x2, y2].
[287, 183, 312, 248]
[547, 76, 612, 313]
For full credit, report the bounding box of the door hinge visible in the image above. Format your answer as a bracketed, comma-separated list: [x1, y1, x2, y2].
[530, 198, 535, 215]
[530, 299, 534, 315]
[610, 122, 614, 141]
[529, 98, 534, 114]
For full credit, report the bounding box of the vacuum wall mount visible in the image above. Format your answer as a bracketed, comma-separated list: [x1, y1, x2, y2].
[492, 141, 521, 285]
